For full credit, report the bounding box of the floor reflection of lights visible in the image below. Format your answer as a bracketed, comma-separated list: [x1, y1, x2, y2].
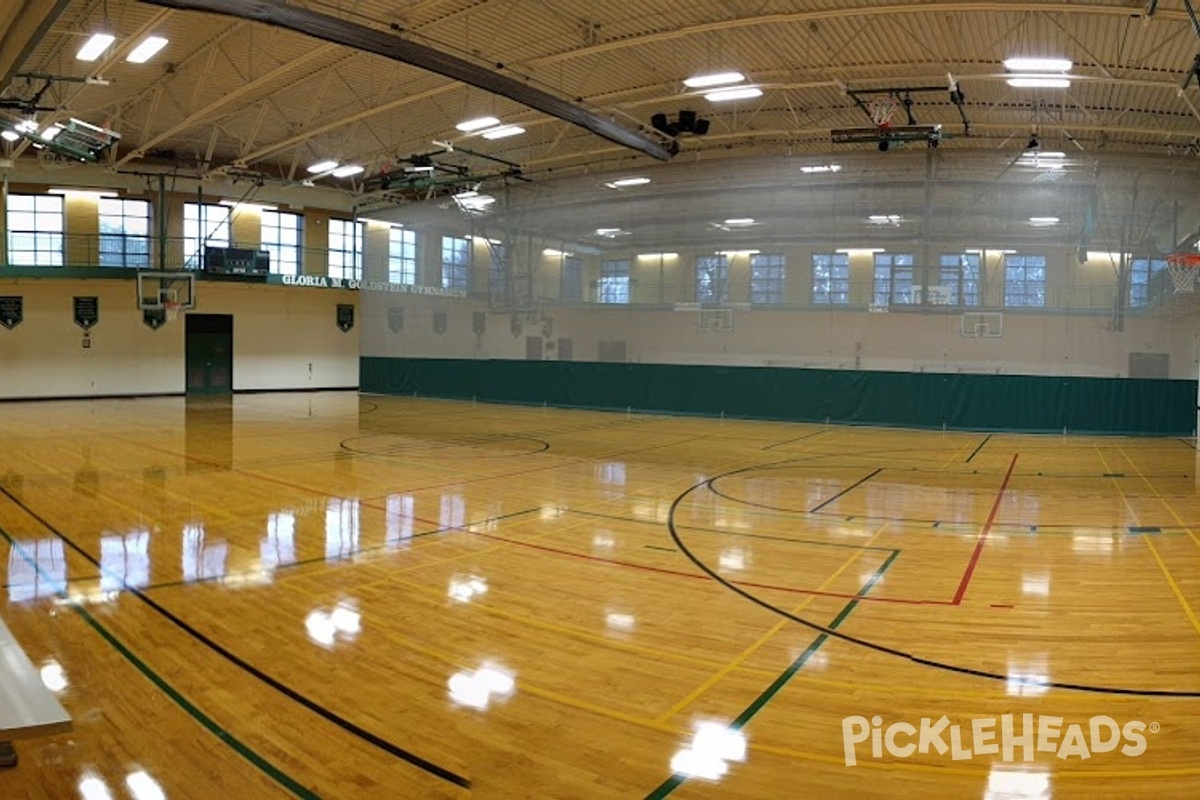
[448, 575, 488, 603]
[670, 722, 747, 781]
[983, 766, 1051, 800]
[448, 664, 516, 710]
[304, 602, 362, 648]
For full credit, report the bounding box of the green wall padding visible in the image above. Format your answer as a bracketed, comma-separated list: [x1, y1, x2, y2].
[360, 357, 1197, 435]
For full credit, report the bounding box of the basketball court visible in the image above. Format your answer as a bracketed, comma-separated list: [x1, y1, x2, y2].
[0, 393, 1197, 798]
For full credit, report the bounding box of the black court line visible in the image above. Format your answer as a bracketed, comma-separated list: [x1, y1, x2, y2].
[665, 462, 1200, 698]
[0, 485, 473, 790]
[568, 508, 897, 552]
[0, 525, 322, 800]
[1181, 438, 1199, 451]
[965, 434, 992, 463]
[761, 429, 827, 451]
[643, 545, 676, 553]
[809, 468, 883, 513]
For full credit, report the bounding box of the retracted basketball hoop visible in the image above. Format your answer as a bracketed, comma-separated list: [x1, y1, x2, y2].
[1166, 252, 1200, 294]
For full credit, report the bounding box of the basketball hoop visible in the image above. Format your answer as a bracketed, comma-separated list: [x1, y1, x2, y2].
[1166, 253, 1200, 294]
[164, 300, 183, 322]
[867, 96, 899, 129]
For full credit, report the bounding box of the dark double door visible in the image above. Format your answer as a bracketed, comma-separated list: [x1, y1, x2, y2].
[185, 314, 233, 394]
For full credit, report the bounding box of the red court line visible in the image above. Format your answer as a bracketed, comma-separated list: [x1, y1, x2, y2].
[468, 531, 947, 605]
[952, 453, 1019, 605]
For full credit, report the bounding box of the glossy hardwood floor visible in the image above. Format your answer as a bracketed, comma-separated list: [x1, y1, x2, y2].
[1, 392, 1199, 799]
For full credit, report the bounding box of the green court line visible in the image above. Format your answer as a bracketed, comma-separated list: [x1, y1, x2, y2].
[644, 549, 899, 800]
[0, 526, 320, 800]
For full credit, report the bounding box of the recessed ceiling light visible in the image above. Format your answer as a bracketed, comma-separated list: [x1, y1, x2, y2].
[1, 131, 19, 142]
[683, 71, 745, 89]
[1004, 57, 1073, 73]
[481, 125, 524, 140]
[605, 177, 651, 188]
[704, 87, 763, 102]
[76, 33, 116, 62]
[332, 165, 364, 178]
[1007, 76, 1071, 89]
[456, 116, 501, 132]
[126, 36, 169, 64]
[307, 160, 338, 173]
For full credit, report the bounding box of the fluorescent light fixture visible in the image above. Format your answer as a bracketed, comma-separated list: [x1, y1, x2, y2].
[594, 228, 627, 237]
[543, 248, 573, 257]
[307, 160, 338, 173]
[1024, 151, 1065, 158]
[705, 86, 763, 102]
[1007, 76, 1071, 89]
[126, 36, 168, 64]
[48, 188, 117, 198]
[716, 249, 760, 256]
[605, 177, 651, 188]
[1029, 216, 1060, 226]
[836, 248, 885, 254]
[16, 119, 38, 133]
[683, 71, 745, 89]
[801, 164, 842, 174]
[481, 125, 525, 140]
[868, 214, 902, 224]
[219, 200, 276, 211]
[332, 165, 364, 178]
[41, 125, 63, 141]
[1, 130, 20, 142]
[724, 218, 755, 226]
[466, 235, 501, 244]
[359, 217, 404, 227]
[455, 116, 500, 132]
[637, 252, 678, 259]
[1004, 57, 1072, 73]
[77, 33, 116, 62]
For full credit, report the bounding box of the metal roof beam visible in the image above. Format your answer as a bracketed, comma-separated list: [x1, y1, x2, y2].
[142, 0, 674, 162]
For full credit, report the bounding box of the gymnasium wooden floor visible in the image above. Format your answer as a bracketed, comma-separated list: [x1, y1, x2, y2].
[2, 392, 1199, 799]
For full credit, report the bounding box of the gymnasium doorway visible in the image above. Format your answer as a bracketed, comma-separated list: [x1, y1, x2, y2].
[185, 314, 233, 394]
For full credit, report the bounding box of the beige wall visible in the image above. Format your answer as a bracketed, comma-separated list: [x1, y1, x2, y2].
[0, 278, 358, 399]
[360, 291, 1200, 380]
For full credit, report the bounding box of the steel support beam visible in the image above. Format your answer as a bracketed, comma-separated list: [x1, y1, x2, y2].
[140, 0, 673, 161]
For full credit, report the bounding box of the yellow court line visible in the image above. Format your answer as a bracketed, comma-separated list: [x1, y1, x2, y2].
[654, 522, 891, 723]
[1097, 447, 1200, 640]
[1116, 444, 1200, 552]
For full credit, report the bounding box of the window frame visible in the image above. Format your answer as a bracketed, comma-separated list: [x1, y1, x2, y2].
[327, 218, 364, 280]
[260, 210, 303, 276]
[183, 202, 231, 270]
[1128, 257, 1166, 308]
[750, 253, 786, 305]
[811, 253, 850, 305]
[1003, 254, 1047, 308]
[937, 253, 982, 306]
[599, 259, 630, 304]
[696, 255, 730, 304]
[872, 252, 916, 306]
[441, 235, 471, 291]
[388, 227, 417, 284]
[6, 194, 65, 267]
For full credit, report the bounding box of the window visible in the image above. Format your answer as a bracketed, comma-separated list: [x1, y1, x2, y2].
[812, 253, 849, 304]
[488, 242, 508, 298]
[696, 255, 729, 303]
[1129, 258, 1166, 307]
[938, 253, 981, 306]
[873, 253, 916, 305]
[599, 259, 630, 304]
[6, 194, 64, 266]
[561, 255, 582, 302]
[1004, 254, 1047, 307]
[328, 219, 363, 280]
[441, 235, 470, 290]
[388, 227, 417, 284]
[97, 198, 150, 268]
[183, 203, 230, 269]
[750, 253, 786, 305]
[261, 211, 302, 275]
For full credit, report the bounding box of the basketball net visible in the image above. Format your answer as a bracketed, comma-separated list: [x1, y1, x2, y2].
[868, 96, 899, 129]
[1166, 253, 1200, 294]
[164, 301, 182, 322]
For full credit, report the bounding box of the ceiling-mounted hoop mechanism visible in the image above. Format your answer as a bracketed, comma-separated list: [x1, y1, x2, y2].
[837, 81, 968, 151]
